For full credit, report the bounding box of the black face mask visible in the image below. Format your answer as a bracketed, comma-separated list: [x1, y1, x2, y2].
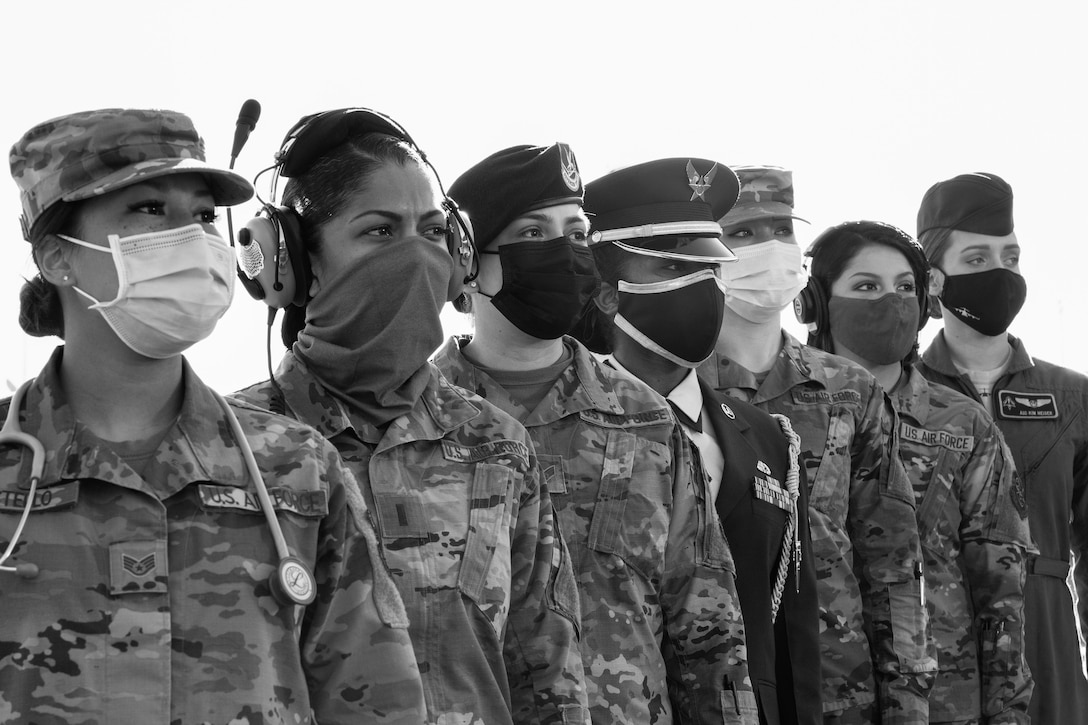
[939, 267, 1027, 337]
[481, 237, 600, 340]
[615, 268, 725, 368]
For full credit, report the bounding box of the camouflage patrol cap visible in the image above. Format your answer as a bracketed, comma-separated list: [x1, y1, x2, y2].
[449, 143, 583, 250]
[716, 165, 809, 227]
[10, 108, 254, 238]
[584, 157, 739, 263]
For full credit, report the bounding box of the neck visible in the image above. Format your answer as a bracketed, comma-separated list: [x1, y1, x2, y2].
[834, 343, 903, 392]
[940, 310, 1013, 371]
[715, 306, 784, 373]
[612, 334, 688, 397]
[59, 328, 184, 442]
[464, 305, 566, 370]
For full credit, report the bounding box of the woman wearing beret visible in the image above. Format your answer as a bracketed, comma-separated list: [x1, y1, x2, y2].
[435, 145, 766, 724]
[1, 108, 425, 724]
[232, 111, 587, 725]
[806, 220, 1034, 724]
[916, 172, 1088, 725]
[699, 166, 936, 724]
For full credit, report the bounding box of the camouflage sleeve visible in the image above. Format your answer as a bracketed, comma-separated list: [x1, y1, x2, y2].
[849, 391, 935, 725]
[662, 426, 758, 724]
[302, 444, 427, 724]
[505, 448, 590, 725]
[958, 424, 1033, 724]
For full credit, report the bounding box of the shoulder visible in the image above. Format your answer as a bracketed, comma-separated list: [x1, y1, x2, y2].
[797, 345, 881, 407]
[435, 375, 536, 473]
[1022, 355, 1088, 393]
[919, 377, 995, 436]
[225, 396, 344, 472]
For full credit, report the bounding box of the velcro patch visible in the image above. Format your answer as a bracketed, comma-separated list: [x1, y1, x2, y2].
[441, 439, 530, 466]
[753, 474, 793, 511]
[997, 391, 1058, 420]
[0, 481, 79, 512]
[791, 389, 861, 406]
[579, 407, 672, 429]
[198, 485, 328, 517]
[109, 540, 167, 595]
[374, 493, 428, 538]
[899, 423, 974, 452]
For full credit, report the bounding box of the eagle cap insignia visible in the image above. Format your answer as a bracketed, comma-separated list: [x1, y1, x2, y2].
[559, 143, 580, 192]
[687, 160, 718, 201]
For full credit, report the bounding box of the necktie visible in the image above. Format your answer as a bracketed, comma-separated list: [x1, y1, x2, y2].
[668, 399, 702, 433]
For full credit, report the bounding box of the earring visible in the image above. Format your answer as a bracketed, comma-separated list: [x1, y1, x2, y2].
[468, 281, 478, 289]
[62, 275, 70, 282]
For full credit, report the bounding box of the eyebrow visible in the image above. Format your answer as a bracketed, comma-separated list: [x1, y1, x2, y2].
[349, 208, 445, 224]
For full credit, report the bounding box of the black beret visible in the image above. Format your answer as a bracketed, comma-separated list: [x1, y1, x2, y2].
[584, 157, 739, 262]
[449, 143, 584, 250]
[917, 172, 1014, 239]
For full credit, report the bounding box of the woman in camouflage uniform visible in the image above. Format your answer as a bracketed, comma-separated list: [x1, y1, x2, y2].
[0, 108, 425, 724]
[805, 220, 1034, 724]
[232, 110, 587, 724]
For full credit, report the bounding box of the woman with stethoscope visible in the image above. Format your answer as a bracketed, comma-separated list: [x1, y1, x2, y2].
[0, 108, 424, 724]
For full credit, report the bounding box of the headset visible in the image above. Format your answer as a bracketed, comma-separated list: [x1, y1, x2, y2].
[235, 107, 476, 310]
[794, 220, 930, 333]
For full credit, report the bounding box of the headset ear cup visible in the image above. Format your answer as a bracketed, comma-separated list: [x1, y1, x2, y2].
[793, 278, 829, 333]
[272, 208, 311, 308]
[238, 207, 309, 309]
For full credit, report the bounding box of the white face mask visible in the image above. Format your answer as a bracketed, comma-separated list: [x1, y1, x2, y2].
[719, 240, 807, 323]
[59, 223, 235, 358]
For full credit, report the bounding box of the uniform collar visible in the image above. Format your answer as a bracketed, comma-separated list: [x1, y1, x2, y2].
[1, 346, 250, 496]
[666, 368, 704, 426]
[699, 331, 828, 403]
[433, 336, 624, 427]
[921, 330, 1035, 379]
[274, 350, 482, 451]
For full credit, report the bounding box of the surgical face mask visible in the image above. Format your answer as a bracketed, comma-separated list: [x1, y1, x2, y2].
[481, 237, 600, 340]
[719, 240, 807, 323]
[615, 267, 725, 368]
[938, 267, 1027, 337]
[60, 223, 234, 358]
[828, 293, 920, 365]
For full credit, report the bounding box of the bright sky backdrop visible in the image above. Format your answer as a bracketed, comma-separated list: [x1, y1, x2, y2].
[2, 0, 1086, 394]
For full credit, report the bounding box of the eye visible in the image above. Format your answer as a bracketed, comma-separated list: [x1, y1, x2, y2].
[363, 225, 394, 238]
[130, 199, 166, 216]
[898, 281, 916, 293]
[854, 282, 878, 292]
[200, 208, 219, 224]
[1004, 254, 1020, 267]
[726, 228, 752, 239]
[774, 225, 793, 236]
[568, 228, 588, 245]
[423, 224, 447, 241]
[519, 226, 545, 239]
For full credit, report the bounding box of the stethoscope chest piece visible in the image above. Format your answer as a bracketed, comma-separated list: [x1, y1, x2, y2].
[271, 555, 316, 606]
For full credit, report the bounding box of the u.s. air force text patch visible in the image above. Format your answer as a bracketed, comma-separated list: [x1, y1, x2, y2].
[900, 423, 974, 452]
[441, 439, 530, 466]
[791, 389, 861, 406]
[579, 407, 672, 429]
[198, 485, 328, 516]
[997, 390, 1058, 420]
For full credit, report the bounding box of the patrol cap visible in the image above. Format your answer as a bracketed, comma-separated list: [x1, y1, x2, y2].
[10, 108, 254, 238]
[584, 157, 739, 262]
[916, 172, 1014, 239]
[716, 165, 808, 227]
[449, 143, 583, 250]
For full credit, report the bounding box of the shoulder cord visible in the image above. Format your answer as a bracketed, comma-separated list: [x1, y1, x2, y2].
[769, 413, 802, 621]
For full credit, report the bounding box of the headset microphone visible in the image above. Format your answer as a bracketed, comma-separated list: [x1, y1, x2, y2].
[231, 99, 262, 162]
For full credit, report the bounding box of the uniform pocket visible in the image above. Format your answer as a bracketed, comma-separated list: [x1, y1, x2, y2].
[586, 430, 635, 555]
[806, 405, 851, 522]
[457, 463, 514, 608]
[719, 685, 759, 724]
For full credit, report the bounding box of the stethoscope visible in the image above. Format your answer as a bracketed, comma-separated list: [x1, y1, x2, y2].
[0, 379, 316, 607]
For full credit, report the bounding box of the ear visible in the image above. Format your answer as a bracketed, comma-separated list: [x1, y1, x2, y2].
[594, 281, 619, 316]
[35, 234, 76, 287]
[926, 267, 944, 319]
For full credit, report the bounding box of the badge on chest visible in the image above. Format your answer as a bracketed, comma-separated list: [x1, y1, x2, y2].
[996, 390, 1058, 420]
[753, 461, 793, 511]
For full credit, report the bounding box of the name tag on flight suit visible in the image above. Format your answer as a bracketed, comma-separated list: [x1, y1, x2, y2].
[996, 390, 1059, 419]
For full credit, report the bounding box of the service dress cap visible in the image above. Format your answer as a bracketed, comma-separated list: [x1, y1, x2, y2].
[716, 165, 808, 227]
[449, 142, 583, 250]
[916, 172, 1014, 238]
[10, 108, 254, 238]
[584, 157, 739, 263]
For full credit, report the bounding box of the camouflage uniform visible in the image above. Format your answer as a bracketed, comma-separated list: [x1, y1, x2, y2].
[0, 348, 425, 725]
[920, 332, 1088, 725]
[893, 365, 1034, 723]
[235, 351, 588, 725]
[699, 333, 936, 723]
[433, 336, 757, 724]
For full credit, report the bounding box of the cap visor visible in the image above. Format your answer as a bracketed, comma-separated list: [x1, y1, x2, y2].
[614, 235, 737, 263]
[62, 157, 254, 207]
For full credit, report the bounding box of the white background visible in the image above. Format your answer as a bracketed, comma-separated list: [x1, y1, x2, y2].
[2, 0, 1085, 393]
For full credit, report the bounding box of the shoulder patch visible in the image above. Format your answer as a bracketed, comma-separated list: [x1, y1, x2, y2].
[997, 390, 1058, 420]
[441, 439, 530, 466]
[579, 407, 672, 429]
[899, 422, 974, 452]
[198, 484, 329, 517]
[0, 481, 79, 512]
[791, 389, 862, 406]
